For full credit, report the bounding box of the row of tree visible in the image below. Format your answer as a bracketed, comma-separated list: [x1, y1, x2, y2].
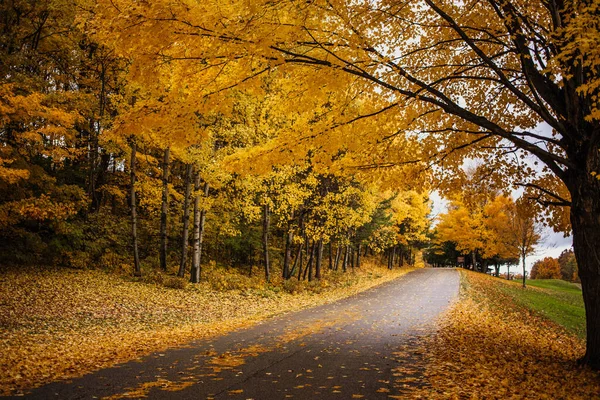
[0, 1, 430, 283]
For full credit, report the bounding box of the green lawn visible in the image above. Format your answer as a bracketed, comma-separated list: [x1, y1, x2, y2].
[499, 278, 586, 338]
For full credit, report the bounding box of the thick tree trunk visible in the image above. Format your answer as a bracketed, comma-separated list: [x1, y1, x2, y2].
[262, 203, 270, 282]
[160, 147, 170, 271]
[569, 172, 600, 368]
[129, 141, 141, 277]
[177, 163, 193, 277]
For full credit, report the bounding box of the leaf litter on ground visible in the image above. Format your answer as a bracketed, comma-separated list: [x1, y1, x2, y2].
[0, 262, 412, 395]
[410, 270, 600, 399]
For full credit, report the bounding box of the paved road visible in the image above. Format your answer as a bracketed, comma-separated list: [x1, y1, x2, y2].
[18, 268, 458, 400]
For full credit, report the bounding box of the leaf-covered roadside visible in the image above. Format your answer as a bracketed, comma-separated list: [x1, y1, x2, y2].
[0, 263, 411, 396]
[412, 270, 600, 399]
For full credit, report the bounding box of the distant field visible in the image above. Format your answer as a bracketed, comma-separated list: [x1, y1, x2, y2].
[499, 278, 585, 338]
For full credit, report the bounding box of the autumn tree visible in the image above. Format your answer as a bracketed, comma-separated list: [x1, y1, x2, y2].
[531, 257, 562, 280]
[558, 249, 579, 283]
[496, 198, 542, 288]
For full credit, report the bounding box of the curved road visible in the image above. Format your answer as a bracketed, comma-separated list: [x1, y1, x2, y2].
[19, 268, 458, 399]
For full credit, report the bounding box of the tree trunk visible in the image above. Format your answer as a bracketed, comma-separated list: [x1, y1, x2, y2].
[569, 174, 600, 368]
[177, 163, 193, 278]
[289, 243, 302, 279]
[90, 151, 110, 212]
[472, 250, 477, 271]
[521, 250, 527, 288]
[328, 241, 333, 270]
[283, 229, 293, 279]
[356, 244, 361, 268]
[191, 176, 208, 283]
[298, 236, 307, 280]
[159, 147, 170, 271]
[304, 240, 315, 281]
[334, 244, 341, 271]
[129, 140, 141, 277]
[190, 173, 201, 283]
[262, 203, 270, 282]
[342, 245, 349, 272]
[316, 238, 323, 279]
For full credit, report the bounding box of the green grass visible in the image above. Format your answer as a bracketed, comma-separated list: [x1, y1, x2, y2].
[499, 278, 586, 338]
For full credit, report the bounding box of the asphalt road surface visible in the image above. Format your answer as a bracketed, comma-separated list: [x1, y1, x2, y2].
[17, 268, 459, 400]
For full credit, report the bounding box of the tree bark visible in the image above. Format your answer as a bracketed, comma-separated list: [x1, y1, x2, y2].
[356, 244, 361, 268]
[159, 146, 170, 271]
[334, 244, 341, 271]
[328, 241, 333, 270]
[569, 171, 600, 368]
[316, 238, 323, 279]
[521, 250, 527, 288]
[262, 203, 270, 282]
[129, 140, 141, 277]
[289, 243, 302, 279]
[190, 173, 201, 283]
[342, 245, 349, 272]
[304, 240, 315, 281]
[283, 229, 293, 279]
[191, 176, 208, 283]
[177, 163, 193, 278]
